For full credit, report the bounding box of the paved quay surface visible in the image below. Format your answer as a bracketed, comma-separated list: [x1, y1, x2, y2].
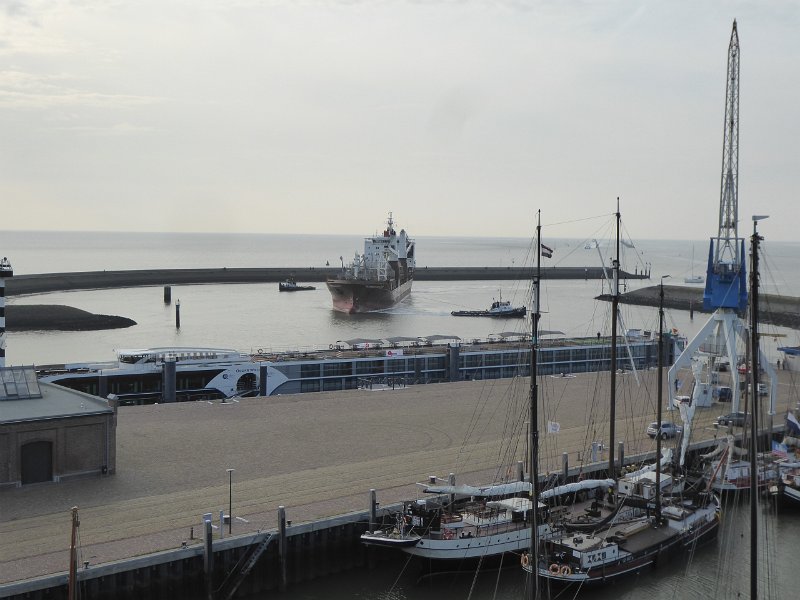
[0, 370, 795, 585]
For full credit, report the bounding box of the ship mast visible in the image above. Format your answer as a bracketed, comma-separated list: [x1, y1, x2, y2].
[527, 210, 543, 600]
[608, 200, 621, 480]
[748, 214, 767, 600]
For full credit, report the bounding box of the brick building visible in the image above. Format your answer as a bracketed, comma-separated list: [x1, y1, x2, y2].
[0, 366, 116, 488]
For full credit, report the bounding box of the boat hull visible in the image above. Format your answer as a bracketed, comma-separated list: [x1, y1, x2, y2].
[402, 527, 531, 560]
[451, 307, 526, 318]
[279, 284, 315, 291]
[326, 278, 412, 313]
[530, 512, 719, 585]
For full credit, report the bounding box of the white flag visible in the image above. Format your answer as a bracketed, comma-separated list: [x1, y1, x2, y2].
[547, 421, 560, 434]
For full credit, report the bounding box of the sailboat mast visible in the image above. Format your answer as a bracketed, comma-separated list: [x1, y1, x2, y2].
[608, 201, 621, 479]
[528, 210, 543, 600]
[748, 215, 766, 600]
[655, 280, 665, 522]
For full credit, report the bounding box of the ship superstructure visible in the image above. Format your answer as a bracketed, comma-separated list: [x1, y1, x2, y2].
[326, 213, 415, 313]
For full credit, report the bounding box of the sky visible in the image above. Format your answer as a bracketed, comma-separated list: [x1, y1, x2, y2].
[0, 1, 797, 241]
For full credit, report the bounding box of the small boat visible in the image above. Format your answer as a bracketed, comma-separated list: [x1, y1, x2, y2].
[451, 296, 526, 318]
[279, 276, 315, 292]
[684, 245, 705, 284]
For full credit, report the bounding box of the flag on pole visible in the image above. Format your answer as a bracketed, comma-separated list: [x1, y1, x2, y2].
[772, 440, 789, 458]
[547, 421, 560, 434]
[541, 244, 554, 258]
[787, 411, 800, 436]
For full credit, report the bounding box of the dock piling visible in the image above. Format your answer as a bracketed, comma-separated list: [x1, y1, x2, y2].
[203, 514, 213, 600]
[175, 300, 181, 329]
[278, 506, 287, 592]
[562, 452, 569, 483]
[368, 489, 377, 532]
[618, 441, 625, 471]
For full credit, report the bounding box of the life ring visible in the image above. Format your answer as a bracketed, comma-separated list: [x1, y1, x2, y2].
[443, 528, 454, 540]
[549, 563, 560, 575]
[520, 553, 530, 568]
[329, 344, 334, 349]
[560, 565, 572, 576]
[257, 348, 263, 354]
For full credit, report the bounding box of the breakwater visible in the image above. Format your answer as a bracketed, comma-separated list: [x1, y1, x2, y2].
[5, 266, 647, 296]
[604, 284, 800, 330]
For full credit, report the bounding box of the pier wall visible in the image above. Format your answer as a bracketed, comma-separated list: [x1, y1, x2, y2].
[5, 267, 646, 296]
[0, 509, 380, 600]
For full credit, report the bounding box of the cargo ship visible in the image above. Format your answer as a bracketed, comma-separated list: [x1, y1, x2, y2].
[326, 213, 415, 313]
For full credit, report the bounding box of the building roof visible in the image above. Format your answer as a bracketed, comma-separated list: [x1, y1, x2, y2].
[0, 366, 113, 425]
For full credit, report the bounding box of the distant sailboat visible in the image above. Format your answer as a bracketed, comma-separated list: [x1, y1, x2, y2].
[684, 245, 704, 284]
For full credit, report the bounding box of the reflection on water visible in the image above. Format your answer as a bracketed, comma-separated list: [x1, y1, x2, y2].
[262, 500, 796, 600]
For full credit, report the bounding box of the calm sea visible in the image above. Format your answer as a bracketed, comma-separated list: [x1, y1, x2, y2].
[2, 230, 798, 366]
[1, 230, 798, 598]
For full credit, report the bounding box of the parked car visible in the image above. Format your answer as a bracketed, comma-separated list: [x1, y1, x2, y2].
[646, 422, 683, 439]
[716, 412, 751, 427]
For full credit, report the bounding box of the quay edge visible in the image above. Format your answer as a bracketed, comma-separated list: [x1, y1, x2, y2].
[0, 429, 783, 600]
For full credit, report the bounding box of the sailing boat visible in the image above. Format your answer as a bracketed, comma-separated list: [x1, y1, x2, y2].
[522, 205, 720, 586]
[359, 213, 554, 561]
[684, 245, 705, 284]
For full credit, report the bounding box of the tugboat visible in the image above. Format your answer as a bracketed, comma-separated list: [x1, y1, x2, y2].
[451, 294, 526, 318]
[326, 213, 415, 313]
[278, 275, 315, 292]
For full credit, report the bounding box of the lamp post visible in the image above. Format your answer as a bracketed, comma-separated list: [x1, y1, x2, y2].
[226, 468, 235, 534]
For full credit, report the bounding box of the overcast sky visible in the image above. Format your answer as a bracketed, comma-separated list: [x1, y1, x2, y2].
[0, 1, 797, 241]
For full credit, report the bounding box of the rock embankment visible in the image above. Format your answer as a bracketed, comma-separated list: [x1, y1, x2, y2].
[6, 305, 136, 331]
[599, 285, 800, 330]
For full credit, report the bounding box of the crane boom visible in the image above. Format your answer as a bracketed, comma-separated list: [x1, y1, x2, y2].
[704, 20, 747, 312]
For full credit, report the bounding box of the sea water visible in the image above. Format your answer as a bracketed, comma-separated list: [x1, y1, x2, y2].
[2, 231, 799, 366]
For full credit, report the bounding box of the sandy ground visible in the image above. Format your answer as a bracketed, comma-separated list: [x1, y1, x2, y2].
[0, 370, 795, 584]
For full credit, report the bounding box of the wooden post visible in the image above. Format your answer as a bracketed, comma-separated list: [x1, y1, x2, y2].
[203, 514, 214, 600]
[368, 489, 377, 532]
[278, 506, 287, 592]
[68, 507, 79, 600]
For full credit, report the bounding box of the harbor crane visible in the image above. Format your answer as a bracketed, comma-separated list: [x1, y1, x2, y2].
[667, 21, 776, 448]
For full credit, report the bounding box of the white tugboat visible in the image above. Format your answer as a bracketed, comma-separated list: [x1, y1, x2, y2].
[326, 213, 415, 313]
